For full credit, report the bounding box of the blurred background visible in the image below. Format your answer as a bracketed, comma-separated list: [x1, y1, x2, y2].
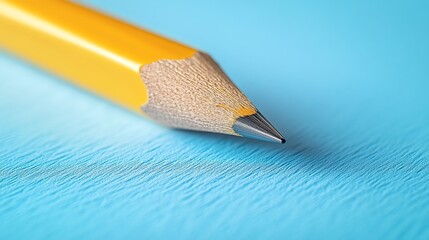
[1, 0, 428, 239]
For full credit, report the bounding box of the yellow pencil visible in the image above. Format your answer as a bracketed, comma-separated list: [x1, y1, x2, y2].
[0, 0, 285, 143]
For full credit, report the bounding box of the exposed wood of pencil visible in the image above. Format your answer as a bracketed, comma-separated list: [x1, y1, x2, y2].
[0, 0, 261, 136]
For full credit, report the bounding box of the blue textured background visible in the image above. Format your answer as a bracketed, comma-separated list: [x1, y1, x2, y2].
[1, 0, 429, 239]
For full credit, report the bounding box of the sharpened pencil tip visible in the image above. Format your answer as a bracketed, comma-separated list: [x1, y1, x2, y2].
[233, 111, 285, 144]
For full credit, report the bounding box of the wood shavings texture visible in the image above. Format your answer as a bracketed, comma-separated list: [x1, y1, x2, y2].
[140, 51, 256, 135]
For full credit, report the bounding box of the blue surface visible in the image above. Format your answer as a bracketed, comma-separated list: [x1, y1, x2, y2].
[1, 0, 429, 239]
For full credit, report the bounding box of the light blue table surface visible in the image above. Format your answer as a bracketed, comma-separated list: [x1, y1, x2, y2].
[1, 0, 429, 239]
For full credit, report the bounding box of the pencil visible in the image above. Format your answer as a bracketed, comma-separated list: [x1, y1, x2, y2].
[0, 0, 285, 143]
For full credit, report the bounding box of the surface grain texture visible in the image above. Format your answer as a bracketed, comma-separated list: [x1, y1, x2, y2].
[1, 0, 429, 239]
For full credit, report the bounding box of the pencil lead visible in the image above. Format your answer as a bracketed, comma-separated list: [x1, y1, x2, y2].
[232, 111, 285, 144]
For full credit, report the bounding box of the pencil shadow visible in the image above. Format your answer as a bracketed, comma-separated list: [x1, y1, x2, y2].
[170, 125, 330, 161]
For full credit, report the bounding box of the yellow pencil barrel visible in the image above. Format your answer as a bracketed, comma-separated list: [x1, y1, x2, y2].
[0, 0, 196, 112]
